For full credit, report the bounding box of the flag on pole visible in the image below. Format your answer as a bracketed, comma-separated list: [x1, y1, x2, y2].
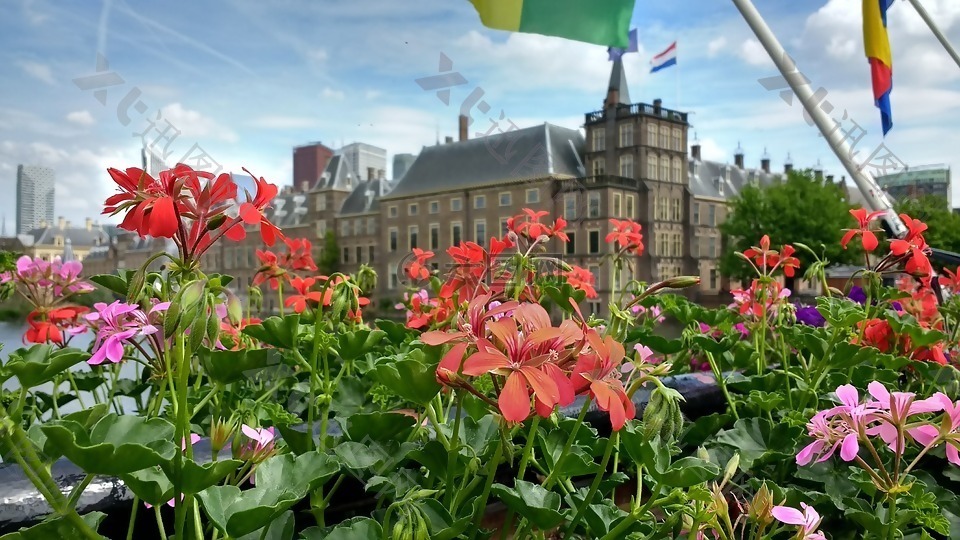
[650, 41, 677, 73]
[608, 28, 639, 61]
[864, 0, 894, 136]
[468, 0, 636, 48]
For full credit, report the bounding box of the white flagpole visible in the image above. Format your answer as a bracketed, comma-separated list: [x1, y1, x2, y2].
[729, 0, 907, 239]
[905, 0, 960, 71]
[676, 40, 681, 111]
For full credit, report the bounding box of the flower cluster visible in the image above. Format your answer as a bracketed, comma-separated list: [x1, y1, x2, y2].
[252, 237, 318, 290]
[85, 300, 169, 365]
[1, 256, 96, 345]
[606, 219, 645, 256]
[843, 208, 933, 283]
[284, 274, 370, 322]
[424, 297, 638, 429]
[104, 164, 283, 263]
[742, 235, 800, 277]
[730, 279, 791, 319]
[506, 208, 568, 243]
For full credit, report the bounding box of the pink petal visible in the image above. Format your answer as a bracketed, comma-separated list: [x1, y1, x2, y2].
[840, 433, 859, 461]
[867, 381, 889, 406]
[948, 442, 960, 466]
[771, 506, 805, 525]
[796, 441, 822, 466]
[835, 384, 859, 408]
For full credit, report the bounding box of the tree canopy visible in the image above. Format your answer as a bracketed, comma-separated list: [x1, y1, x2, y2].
[895, 196, 960, 255]
[719, 169, 860, 282]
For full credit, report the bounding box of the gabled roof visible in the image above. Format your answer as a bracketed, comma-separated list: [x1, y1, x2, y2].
[687, 158, 781, 200]
[315, 155, 354, 192]
[340, 180, 381, 216]
[383, 123, 585, 200]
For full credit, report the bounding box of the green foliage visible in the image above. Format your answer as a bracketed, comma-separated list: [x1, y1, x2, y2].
[897, 195, 960, 254]
[719, 169, 859, 281]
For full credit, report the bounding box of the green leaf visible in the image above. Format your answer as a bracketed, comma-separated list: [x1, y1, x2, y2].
[89, 273, 129, 296]
[374, 319, 412, 346]
[0, 512, 107, 540]
[236, 510, 295, 540]
[713, 418, 803, 471]
[198, 347, 278, 384]
[342, 412, 416, 443]
[337, 329, 386, 361]
[582, 501, 631, 537]
[415, 498, 473, 540]
[659, 457, 720, 487]
[243, 314, 301, 349]
[120, 466, 172, 506]
[330, 377, 375, 417]
[5, 345, 91, 388]
[372, 352, 441, 406]
[160, 458, 242, 495]
[40, 414, 177, 475]
[301, 517, 382, 539]
[491, 481, 565, 530]
[263, 403, 313, 455]
[198, 452, 340, 537]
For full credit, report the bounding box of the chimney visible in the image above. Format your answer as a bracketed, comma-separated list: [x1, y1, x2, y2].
[458, 114, 469, 142]
[445, 136, 454, 144]
[85, 218, 92, 231]
[734, 142, 745, 170]
[784, 152, 794, 175]
[690, 132, 701, 161]
[58, 216, 65, 230]
[760, 147, 771, 173]
[653, 98, 662, 115]
[814, 159, 824, 181]
[826, 175, 834, 184]
[300, 180, 310, 192]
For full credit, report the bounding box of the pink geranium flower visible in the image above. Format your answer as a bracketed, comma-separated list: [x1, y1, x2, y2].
[772, 502, 826, 539]
[85, 300, 169, 365]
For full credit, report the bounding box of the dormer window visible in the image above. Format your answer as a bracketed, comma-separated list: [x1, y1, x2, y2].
[715, 179, 725, 196]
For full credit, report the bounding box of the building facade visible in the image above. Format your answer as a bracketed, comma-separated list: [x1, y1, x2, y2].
[16, 165, 55, 235]
[340, 143, 387, 184]
[877, 165, 951, 208]
[1, 217, 111, 263]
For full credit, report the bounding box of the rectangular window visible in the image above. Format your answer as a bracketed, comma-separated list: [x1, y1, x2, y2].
[499, 192, 511, 206]
[474, 220, 486, 247]
[589, 230, 600, 254]
[656, 233, 666, 256]
[316, 195, 326, 211]
[648, 156, 658, 180]
[672, 158, 681, 183]
[590, 265, 602, 291]
[613, 193, 623, 218]
[366, 217, 376, 235]
[526, 188, 540, 204]
[592, 159, 605, 176]
[369, 245, 375, 263]
[708, 205, 716, 227]
[619, 123, 633, 147]
[672, 233, 682, 257]
[566, 232, 576, 255]
[430, 224, 440, 250]
[389, 205, 398, 218]
[692, 235, 701, 258]
[354, 219, 362, 235]
[564, 194, 577, 220]
[709, 236, 717, 258]
[408, 203, 418, 216]
[693, 203, 700, 225]
[429, 201, 439, 214]
[452, 222, 462, 246]
[342, 247, 349, 264]
[500, 217, 509, 236]
[451, 198, 463, 212]
[356, 246, 362, 263]
[341, 221, 350, 237]
[672, 199, 682, 221]
[648, 124, 658, 147]
[626, 195, 635, 219]
[389, 263, 398, 290]
[389, 227, 398, 252]
[661, 160, 669, 182]
[659, 127, 669, 148]
[672, 128, 682, 152]
[316, 219, 327, 238]
[474, 195, 486, 209]
[710, 269, 718, 290]
[409, 225, 419, 250]
[592, 128, 605, 151]
[588, 193, 600, 218]
[619, 154, 634, 177]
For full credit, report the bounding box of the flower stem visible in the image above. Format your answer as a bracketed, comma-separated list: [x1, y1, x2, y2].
[705, 351, 739, 420]
[564, 431, 618, 536]
[500, 416, 541, 540]
[542, 397, 592, 489]
[468, 436, 505, 540]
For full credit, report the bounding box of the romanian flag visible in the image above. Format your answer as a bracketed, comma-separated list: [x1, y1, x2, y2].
[864, 0, 894, 136]
[468, 0, 636, 48]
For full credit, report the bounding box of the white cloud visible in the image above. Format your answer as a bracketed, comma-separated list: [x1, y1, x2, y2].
[16, 60, 55, 85]
[321, 87, 345, 100]
[249, 115, 319, 129]
[738, 39, 771, 67]
[306, 48, 329, 63]
[158, 103, 239, 143]
[707, 36, 728, 58]
[65, 110, 95, 127]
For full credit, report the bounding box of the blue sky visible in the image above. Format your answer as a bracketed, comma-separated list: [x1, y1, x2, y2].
[1, 0, 959, 230]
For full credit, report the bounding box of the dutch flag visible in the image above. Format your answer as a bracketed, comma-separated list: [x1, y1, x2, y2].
[650, 41, 677, 73]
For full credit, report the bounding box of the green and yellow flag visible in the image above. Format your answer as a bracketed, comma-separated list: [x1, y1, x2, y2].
[468, 0, 636, 48]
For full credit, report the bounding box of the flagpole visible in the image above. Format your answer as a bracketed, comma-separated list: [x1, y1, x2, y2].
[905, 0, 960, 71]
[729, 0, 907, 239]
[675, 40, 681, 110]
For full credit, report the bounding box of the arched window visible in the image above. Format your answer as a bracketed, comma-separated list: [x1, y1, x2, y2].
[672, 157, 682, 183]
[660, 158, 669, 182]
[647, 155, 658, 180]
[619, 154, 634, 177]
[659, 126, 669, 148]
[648, 124, 658, 147]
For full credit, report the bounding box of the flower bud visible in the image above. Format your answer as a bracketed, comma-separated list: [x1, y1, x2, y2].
[696, 446, 710, 462]
[748, 484, 774, 528]
[225, 291, 243, 326]
[643, 385, 685, 445]
[721, 453, 740, 487]
[210, 418, 235, 457]
[662, 275, 701, 289]
[356, 265, 378, 295]
[178, 280, 207, 310]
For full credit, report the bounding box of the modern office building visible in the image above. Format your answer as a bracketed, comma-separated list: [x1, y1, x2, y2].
[877, 165, 951, 207]
[15, 165, 55, 235]
[293, 142, 335, 191]
[339, 142, 387, 183]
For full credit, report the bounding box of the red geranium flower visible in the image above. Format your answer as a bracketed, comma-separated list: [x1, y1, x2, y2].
[225, 171, 283, 247]
[743, 235, 780, 270]
[572, 329, 635, 430]
[284, 277, 322, 313]
[561, 266, 598, 299]
[104, 167, 180, 239]
[778, 244, 801, 278]
[841, 207, 885, 251]
[606, 219, 644, 256]
[405, 248, 435, 281]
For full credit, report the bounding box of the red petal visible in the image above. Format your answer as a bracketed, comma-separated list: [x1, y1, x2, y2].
[147, 197, 179, 238]
[861, 230, 879, 252]
[499, 371, 531, 423]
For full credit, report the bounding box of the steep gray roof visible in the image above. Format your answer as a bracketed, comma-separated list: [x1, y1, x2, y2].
[688, 158, 781, 200]
[267, 192, 310, 228]
[608, 58, 630, 105]
[315, 155, 355, 191]
[19, 225, 111, 248]
[383, 123, 585, 200]
[340, 180, 381, 216]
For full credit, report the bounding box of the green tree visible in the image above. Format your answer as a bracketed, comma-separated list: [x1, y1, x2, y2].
[719, 169, 860, 286]
[318, 230, 340, 275]
[895, 196, 960, 255]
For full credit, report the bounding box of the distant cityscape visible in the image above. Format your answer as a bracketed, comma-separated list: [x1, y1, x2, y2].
[1, 59, 954, 315]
